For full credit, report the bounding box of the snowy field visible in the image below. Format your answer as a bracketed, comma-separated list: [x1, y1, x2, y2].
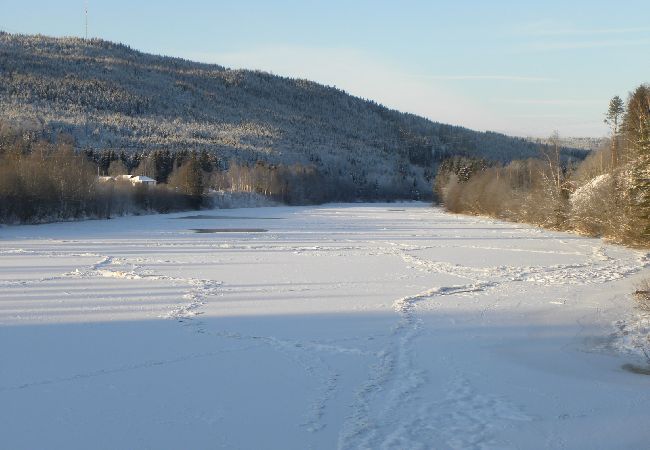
[1, 203, 649, 449]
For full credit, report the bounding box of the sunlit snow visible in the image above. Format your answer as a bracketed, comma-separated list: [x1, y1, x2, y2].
[1, 204, 649, 449]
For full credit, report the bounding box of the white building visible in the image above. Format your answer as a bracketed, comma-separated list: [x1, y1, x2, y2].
[128, 175, 157, 186]
[97, 175, 157, 186]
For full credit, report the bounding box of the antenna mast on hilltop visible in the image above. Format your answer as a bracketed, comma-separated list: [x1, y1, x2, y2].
[85, 1, 88, 39]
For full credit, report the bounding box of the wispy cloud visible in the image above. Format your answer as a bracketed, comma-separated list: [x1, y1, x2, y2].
[513, 20, 650, 51]
[531, 26, 650, 36]
[495, 99, 605, 106]
[515, 20, 650, 37]
[184, 45, 505, 131]
[509, 113, 582, 119]
[411, 74, 556, 82]
[529, 38, 650, 51]
[182, 45, 609, 137]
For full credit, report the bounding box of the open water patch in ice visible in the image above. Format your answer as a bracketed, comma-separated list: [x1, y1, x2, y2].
[622, 363, 650, 375]
[175, 215, 283, 220]
[190, 228, 268, 233]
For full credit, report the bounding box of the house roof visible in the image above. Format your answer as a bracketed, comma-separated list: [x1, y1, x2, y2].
[130, 176, 156, 182]
[99, 174, 156, 183]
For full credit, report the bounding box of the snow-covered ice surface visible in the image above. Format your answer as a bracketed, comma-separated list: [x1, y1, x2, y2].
[1, 203, 649, 449]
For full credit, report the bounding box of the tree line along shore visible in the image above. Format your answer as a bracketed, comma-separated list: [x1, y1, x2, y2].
[435, 84, 650, 247]
[1, 84, 647, 250]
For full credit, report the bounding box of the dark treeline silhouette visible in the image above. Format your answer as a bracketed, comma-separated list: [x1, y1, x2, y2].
[435, 84, 650, 247]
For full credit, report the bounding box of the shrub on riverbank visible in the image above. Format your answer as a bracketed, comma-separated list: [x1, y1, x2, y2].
[434, 84, 650, 248]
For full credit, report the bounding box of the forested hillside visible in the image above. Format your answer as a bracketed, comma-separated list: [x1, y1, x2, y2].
[0, 32, 583, 201]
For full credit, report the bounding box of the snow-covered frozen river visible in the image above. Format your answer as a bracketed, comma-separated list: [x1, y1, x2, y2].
[1, 203, 649, 449]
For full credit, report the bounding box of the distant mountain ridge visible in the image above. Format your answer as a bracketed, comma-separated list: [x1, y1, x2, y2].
[0, 32, 584, 197]
[525, 136, 605, 152]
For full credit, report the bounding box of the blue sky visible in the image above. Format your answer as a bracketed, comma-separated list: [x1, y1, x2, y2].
[2, 0, 649, 137]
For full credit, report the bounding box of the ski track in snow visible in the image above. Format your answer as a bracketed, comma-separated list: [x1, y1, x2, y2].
[338, 242, 520, 450]
[0, 347, 255, 393]
[338, 236, 648, 449]
[2, 206, 650, 449]
[56, 252, 223, 321]
[1, 245, 363, 435]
